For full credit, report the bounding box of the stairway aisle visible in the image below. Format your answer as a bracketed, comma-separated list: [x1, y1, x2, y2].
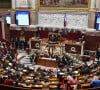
[20, 55, 33, 68]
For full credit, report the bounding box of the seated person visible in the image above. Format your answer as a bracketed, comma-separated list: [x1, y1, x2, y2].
[62, 29, 67, 39]
[54, 29, 59, 33]
[34, 30, 41, 39]
[41, 79, 50, 90]
[77, 34, 85, 43]
[90, 77, 100, 88]
[70, 76, 78, 84]
[49, 34, 56, 42]
[96, 48, 100, 60]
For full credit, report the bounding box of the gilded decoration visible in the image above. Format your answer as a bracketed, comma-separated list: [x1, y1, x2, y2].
[39, 0, 89, 10]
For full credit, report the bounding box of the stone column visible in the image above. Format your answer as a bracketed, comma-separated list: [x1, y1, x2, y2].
[88, 0, 96, 31]
[89, 0, 96, 11]
[30, 11, 38, 27]
[31, 0, 38, 9]
[0, 17, 5, 39]
[11, 0, 16, 9]
[10, 11, 16, 28]
[88, 12, 96, 31]
[15, 0, 20, 8]
[96, 0, 100, 10]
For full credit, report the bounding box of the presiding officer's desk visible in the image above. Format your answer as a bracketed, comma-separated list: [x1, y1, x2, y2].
[29, 37, 84, 56]
[40, 42, 64, 56]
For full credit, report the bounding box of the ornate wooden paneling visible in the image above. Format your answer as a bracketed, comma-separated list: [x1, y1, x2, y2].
[10, 30, 36, 41]
[0, 0, 11, 9]
[84, 32, 100, 51]
[65, 43, 83, 55]
[30, 39, 41, 49]
[38, 58, 58, 68]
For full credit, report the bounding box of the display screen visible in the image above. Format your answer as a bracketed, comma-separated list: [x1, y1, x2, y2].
[96, 13, 100, 30]
[6, 15, 11, 24]
[16, 11, 30, 26]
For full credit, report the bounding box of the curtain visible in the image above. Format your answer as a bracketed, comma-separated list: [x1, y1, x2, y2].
[0, 21, 2, 39]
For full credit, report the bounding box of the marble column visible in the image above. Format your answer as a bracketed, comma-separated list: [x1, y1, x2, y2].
[30, 11, 38, 26]
[0, 17, 5, 39]
[11, 0, 16, 9]
[31, 0, 38, 9]
[10, 11, 16, 27]
[89, 0, 96, 11]
[88, 0, 96, 31]
[15, 0, 20, 8]
[96, 0, 100, 10]
[88, 12, 96, 30]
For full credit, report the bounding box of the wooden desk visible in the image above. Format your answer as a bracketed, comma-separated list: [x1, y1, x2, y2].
[50, 81, 59, 85]
[29, 38, 84, 56]
[74, 64, 83, 69]
[37, 57, 58, 68]
[32, 85, 43, 88]
[29, 38, 41, 49]
[48, 33, 62, 41]
[81, 83, 90, 89]
[50, 78, 58, 81]
[49, 84, 63, 89]
[63, 40, 84, 55]
[40, 42, 65, 56]
[0, 84, 30, 90]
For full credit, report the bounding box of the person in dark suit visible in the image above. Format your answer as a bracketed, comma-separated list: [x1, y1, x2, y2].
[30, 54, 33, 64]
[10, 38, 15, 48]
[24, 41, 27, 50]
[62, 29, 68, 38]
[62, 55, 69, 65]
[0, 77, 4, 84]
[49, 34, 56, 42]
[58, 56, 65, 68]
[19, 40, 24, 50]
[0, 54, 3, 61]
[96, 48, 100, 60]
[90, 77, 100, 88]
[4, 76, 14, 86]
[32, 53, 38, 64]
[54, 55, 60, 61]
[36, 30, 41, 39]
[15, 38, 19, 49]
[78, 34, 86, 43]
